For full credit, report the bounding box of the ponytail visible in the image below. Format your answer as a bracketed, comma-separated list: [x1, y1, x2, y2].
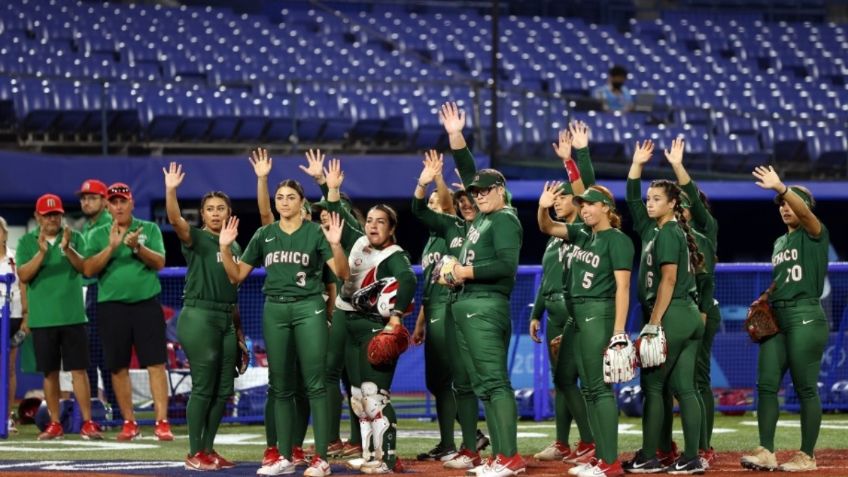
[650, 180, 704, 273]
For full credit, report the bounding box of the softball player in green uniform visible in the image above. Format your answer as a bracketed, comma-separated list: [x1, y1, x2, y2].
[624, 140, 706, 475]
[218, 178, 349, 477]
[541, 184, 633, 477]
[740, 167, 830, 473]
[665, 139, 721, 463]
[410, 150, 491, 471]
[163, 163, 240, 471]
[323, 159, 416, 475]
[410, 150, 462, 462]
[439, 101, 525, 477]
[532, 124, 595, 464]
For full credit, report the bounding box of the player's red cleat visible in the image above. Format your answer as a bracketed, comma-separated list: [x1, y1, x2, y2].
[657, 441, 679, 467]
[37, 421, 64, 440]
[185, 451, 218, 471]
[208, 450, 235, 469]
[577, 458, 624, 477]
[326, 439, 344, 457]
[154, 419, 174, 441]
[341, 441, 362, 457]
[480, 453, 526, 477]
[304, 456, 331, 477]
[699, 447, 715, 469]
[80, 420, 103, 440]
[291, 446, 307, 466]
[116, 420, 141, 441]
[262, 446, 281, 467]
[564, 440, 596, 464]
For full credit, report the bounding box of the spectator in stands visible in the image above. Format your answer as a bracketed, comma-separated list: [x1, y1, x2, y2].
[593, 65, 634, 112]
[77, 179, 112, 405]
[82, 183, 172, 442]
[15, 195, 103, 441]
[1, 216, 26, 434]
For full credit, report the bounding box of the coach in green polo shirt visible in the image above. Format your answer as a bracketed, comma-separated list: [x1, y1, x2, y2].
[77, 178, 112, 401]
[83, 182, 172, 443]
[17, 194, 103, 441]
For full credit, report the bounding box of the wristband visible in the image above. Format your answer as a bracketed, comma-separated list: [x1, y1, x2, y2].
[565, 159, 580, 183]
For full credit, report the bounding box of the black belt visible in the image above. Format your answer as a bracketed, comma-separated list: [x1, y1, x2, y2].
[183, 298, 235, 312]
[772, 298, 820, 309]
[265, 296, 301, 304]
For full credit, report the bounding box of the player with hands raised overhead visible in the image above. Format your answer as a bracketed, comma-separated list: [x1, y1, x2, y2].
[740, 166, 830, 473]
[624, 139, 706, 475]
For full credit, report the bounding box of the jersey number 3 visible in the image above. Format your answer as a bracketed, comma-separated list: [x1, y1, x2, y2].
[296, 272, 307, 287]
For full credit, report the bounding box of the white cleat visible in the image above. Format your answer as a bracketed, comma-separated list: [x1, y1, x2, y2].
[256, 457, 296, 476]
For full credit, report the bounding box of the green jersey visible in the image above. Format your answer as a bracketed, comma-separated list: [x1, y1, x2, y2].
[769, 223, 829, 302]
[626, 178, 659, 307]
[182, 226, 242, 305]
[411, 195, 468, 304]
[565, 224, 634, 298]
[530, 236, 568, 320]
[85, 218, 165, 303]
[693, 228, 716, 312]
[681, 180, 718, 246]
[81, 210, 112, 285]
[16, 227, 88, 328]
[459, 208, 522, 296]
[241, 221, 333, 299]
[639, 221, 697, 305]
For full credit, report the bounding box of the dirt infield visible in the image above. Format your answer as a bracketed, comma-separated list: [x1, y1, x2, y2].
[0, 450, 846, 476]
[398, 449, 848, 477]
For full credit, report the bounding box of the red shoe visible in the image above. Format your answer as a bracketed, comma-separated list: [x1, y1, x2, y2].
[444, 448, 482, 469]
[656, 441, 679, 467]
[393, 459, 405, 473]
[579, 459, 623, 477]
[37, 421, 64, 441]
[291, 445, 307, 466]
[154, 419, 174, 441]
[326, 439, 345, 457]
[185, 451, 218, 471]
[481, 453, 526, 477]
[208, 450, 235, 469]
[564, 440, 596, 464]
[341, 441, 362, 457]
[117, 420, 141, 441]
[304, 456, 331, 477]
[262, 446, 281, 467]
[80, 420, 103, 440]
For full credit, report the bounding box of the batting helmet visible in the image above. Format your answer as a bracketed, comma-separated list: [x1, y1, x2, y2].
[35, 399, 82, 433]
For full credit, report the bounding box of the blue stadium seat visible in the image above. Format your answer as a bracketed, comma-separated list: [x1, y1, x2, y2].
[17, 78, 59, 132]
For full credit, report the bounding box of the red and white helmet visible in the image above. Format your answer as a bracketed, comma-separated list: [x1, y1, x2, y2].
[352, 277, 412, 318]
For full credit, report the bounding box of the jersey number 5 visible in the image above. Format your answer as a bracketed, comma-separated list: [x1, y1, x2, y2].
[582, 271, 594, 289]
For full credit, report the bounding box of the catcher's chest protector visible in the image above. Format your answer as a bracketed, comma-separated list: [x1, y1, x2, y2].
[337, 235, 402, 311]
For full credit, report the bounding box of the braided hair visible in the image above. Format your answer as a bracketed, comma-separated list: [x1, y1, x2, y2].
[649, 180, 704, 273]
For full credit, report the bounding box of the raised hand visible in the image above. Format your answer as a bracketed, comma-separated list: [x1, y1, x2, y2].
[663, 137, 685, 165]
[419, 150, 444, 186]
[539, 181, 564, 208]
[59, 225, 72, 251]
[551, 129, 572, 163]
[439, 101, 466, 135]
[36, 228, 48, 253]
[752, 165, 783, 191]
[632, 139, 655, 165]
[322, 212, 345, 245]
[219, 216, 239, 246]
[163, 162, 185, 190]
[299, 149, 325, 182]
[249, 148, 273, 178]
[323, 158, 344, 189]
[108, 221, 125, 249]
[569, 120, 590, 149]
[123, 227, 142, 250]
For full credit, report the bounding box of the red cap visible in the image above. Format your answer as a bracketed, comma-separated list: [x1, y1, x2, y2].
[76, 179, 108, 197]
[106, 182, 133, 200]
[35, 194, 64, 215]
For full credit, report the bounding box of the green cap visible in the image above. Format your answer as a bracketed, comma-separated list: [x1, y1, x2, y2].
[774, 186, 813, 208]
[559, 181, 574, 196]
[468, 169, 506, 190]
[572, 188, 613, 207]
[313, 196, 352, 212]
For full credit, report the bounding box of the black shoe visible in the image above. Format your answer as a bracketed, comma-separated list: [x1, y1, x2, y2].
[475, 429, 490, 453]
[417, 443, 458, 461]
[623, 449, 665, 474]
[666, 456, 705, 475]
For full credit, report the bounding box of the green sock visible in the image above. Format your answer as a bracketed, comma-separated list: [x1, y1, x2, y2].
[186, 394, 210, 455]
[592, 393, 619, 463]
[695, 388, 709, 451]
[347, 395, 362, 445]
[292, 395, 309, 448]
[489, 395, 518, 456]
[481, 400, 499, 455]
[265, 395, 277, 447]
[202, 396, 227, 452]
[435, 389, 458, 448]
[659, 386, 674, 453]
[562, 384, 593, 444]
[327, 380, 343, 443]
[555, 390, 572, 444]
[274, 397, 295, 457]
[456, 394, 479, 452]
[700, 386, 715, 448]
[309, 394, 329, 458]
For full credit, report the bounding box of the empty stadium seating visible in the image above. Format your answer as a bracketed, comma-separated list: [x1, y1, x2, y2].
[0, 0, 845, 175]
